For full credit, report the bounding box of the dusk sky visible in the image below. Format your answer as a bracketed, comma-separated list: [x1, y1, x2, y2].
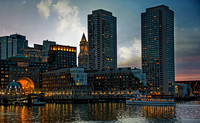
[0, 0, 199, 81]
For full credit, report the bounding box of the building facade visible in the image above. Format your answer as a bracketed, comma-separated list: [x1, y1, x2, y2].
[42, 68, 90, 98]
[141, 5, 174, 95]
[41, 40, 56, 62]
[0, 34, 28, 59]
[24, 47, 42, 62]
[48, 45, 77, 69]
[0, 60, 10, 89]
[78, 33, 89, 69]
[88, 9, 117, 70]
[175, 83, 192, 98]
[87, 67, 146, 96]
[0, 55, 40, 94]
[176, 81, 200, 95]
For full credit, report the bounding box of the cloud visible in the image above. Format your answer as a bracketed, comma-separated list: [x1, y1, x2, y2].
[118, 37, 141, 68]
[52, 0, 85, 34]
[22, 0, 26, 5]
[37, 0, 52, 19]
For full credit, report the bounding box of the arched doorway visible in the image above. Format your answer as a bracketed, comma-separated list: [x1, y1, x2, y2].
[17, 77, 35, 95]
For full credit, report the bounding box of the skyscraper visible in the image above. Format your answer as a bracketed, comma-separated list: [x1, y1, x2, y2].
[78, 33, 88, 69]
[141, 5, 174, 95]
[0, 34, 28, 59]
[88, 9, 117, 70]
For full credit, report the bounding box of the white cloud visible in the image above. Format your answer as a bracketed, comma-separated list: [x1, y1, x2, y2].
[53, 0, 85, 34]
[22, 0, 26, 5]
[37, 0, 52, 19]
[118, 37, 141, 68]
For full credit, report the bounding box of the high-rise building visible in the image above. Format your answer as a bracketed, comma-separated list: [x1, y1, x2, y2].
[78, 33, 88, 69]
[141, 5, 174, 95]
[88, 9, 117, 70]
[0, 34, 28, 59]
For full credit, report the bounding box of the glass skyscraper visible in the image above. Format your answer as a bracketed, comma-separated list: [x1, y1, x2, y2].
[0, 34, 28, 59]
[88, 9, 117, 70]
[141, 5, 174, 95]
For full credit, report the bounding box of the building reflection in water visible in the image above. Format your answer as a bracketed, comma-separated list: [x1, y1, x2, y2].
[141, 106, 175, 119]
[125, 105, 175, 119]
[0, 103, 175, 122]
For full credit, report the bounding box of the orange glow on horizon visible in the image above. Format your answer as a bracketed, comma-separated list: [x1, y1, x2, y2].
[175, 74, 200, 81]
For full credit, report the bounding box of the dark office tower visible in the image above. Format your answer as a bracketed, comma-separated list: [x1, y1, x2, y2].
[0, 36, 8, 59]
[88, 9, 117, 70]
[142, 5, 174, 95]
[41, 40, 56, 62]
[0, 34, 28, 59]
[78, 33, 88, 69]
[48, 45, 77, 69]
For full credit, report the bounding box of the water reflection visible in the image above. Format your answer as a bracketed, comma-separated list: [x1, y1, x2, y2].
[0, 102, 199, 122]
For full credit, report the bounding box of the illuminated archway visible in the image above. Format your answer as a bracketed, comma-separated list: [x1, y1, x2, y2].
[17, 77, 35, 95]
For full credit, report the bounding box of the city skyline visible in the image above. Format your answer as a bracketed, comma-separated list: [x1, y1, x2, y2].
[0, 0, 199, 81]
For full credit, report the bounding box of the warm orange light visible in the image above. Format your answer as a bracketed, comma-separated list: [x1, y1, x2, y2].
[17, 77, 35, 95]
[53, 46, 57, 50]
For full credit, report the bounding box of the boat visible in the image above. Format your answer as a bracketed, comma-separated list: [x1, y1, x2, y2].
[126, 96, 175, 106]
[14, 98, 46, 106]
[29, 98, 46, 106]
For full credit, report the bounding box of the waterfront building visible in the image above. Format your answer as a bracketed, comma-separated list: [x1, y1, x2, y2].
[0, 34, 28, 59]
[141, 5, 175, 95]
[88, 9, 117, 70]
[8, 55, 39, 94]
[78, 33, 89, 69]
[70, 67, 87, 86]
[5, 80, 22, 97]
[131, 67, 147, 85]
[87, 67, 146, 96]
[48, 45, 77, 69]
[0, 55, 40, 95]
[42, 67, 90, 98]
[33, 62, 50, 88]
[175, 83, 192, 98]
[176, 80, 200, 95]
[0, 60, 10, 89]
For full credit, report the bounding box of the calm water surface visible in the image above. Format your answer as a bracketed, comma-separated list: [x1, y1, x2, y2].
[0, 101, 200, 123]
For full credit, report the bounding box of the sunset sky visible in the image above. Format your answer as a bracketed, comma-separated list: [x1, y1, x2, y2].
[0, 0, 199, 81]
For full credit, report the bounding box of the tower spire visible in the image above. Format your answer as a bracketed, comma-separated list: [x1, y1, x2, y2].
[81, 33, 87, 41]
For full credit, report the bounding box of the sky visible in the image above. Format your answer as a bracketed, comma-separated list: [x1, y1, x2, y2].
[0, 0, 199, 81]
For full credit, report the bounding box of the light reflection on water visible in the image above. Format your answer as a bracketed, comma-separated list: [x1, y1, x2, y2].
[0, 101, 199, 122]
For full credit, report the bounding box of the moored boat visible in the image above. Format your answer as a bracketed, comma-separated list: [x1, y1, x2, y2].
[126, 96, 175, 106]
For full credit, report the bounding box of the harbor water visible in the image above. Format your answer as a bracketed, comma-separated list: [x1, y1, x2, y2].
[0, 101, 200, 122]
